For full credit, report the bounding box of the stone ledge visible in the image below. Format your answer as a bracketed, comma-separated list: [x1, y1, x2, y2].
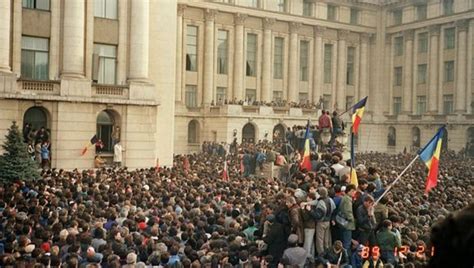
[0, 92, 159, 106]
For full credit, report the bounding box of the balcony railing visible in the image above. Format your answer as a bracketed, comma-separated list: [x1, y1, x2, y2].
[92, 84, 129, 98]
[20, 80, 60, 95]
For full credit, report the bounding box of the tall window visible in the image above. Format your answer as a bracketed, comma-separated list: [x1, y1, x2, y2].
[185, 85, 197, 108]
[96, 111, 115, 152]
[418, 32, 428, 53]
[443, 0, 454, 15]
[444, 28, 455, 49]
[416, 5, 427, 20]
[22, 0, 49, 10]
[93, 44, 117, 84]
[323, 94, 331, 110]
[444, 61, 454, 82]
[393, 9, 403, 25]
[94, 0, 117, 19]
[249, 0, 259, 8]
[273, 90, 283, 101]
[277, 0, 286, 12]
[274, 37, 284, 79]
[186, 26, 198, 72]
[346, 47, 355, 85]
[303, 0, 313, 16]
[388, 127, 396, 146]
[443, 94, 453, 114]
[350, 8, 359, 25]
[21, 36, 49, 80]
[416, 96, 426, 115]
[393, 97, 402, 115]
[394, 36, 404, 56]
[246, 33, 257, 77]
[394, 67, 403, 86]
[217, 30, 228, 74]
[216, 87, 227, 103]
[245, 89, 257, 102]
[188, 120, 199, 144]
[327, 5, 336, 21]
[324, 44, 333, 83]
[299, 41, 309, 81]
[417, 64, 427, 84]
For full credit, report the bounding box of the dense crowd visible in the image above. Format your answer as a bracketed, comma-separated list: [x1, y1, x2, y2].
[0, 137, 472, 267]
[23, 124, 51, 170]
[211, 98, 322, 110]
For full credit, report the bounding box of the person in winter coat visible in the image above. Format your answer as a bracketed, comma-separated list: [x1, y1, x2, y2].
[338, 184, 357, 251]
[286, 197, 304, 245]
[318, 240, 350, 268]
[263, 215, 288, 268]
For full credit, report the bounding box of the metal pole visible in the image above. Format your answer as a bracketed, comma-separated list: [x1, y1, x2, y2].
[374, 154, 420, 205]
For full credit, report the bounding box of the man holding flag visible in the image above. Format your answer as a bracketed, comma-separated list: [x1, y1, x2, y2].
[300, 120, 312, 171]
[349, 96, 368, 187]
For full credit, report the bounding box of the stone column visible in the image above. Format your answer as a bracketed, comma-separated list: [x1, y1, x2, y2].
[455, 19, 468, 112]
[129, 0, 149, 81]
[62, 0, 85, 78]
[402, 30, 414, 113]
[336, 30, 349, 111]
[48, 0, 60, 79]
[117, 0, 129, 85]
[175, 4, 186, 102]
[261, 18, 275, 102]
[288, 22, 301, 102]
[359, 33, 370, 100]
[312, 26, 325, 104]
[203, 9, 216, 105]
[0, 0, 11, 73]
[386, 34, 394, 115]
[233, 13, 247, 100]
[428, 25, 440, 113]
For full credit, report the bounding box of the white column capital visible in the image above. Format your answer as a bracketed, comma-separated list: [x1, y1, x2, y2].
[456, 19, 469, 32]
[290, 22, 302, 33]
[314, 26, 326, 37]
[177, 4, 187, 16]
[263, 17, 276, 30]
[205, 9, 217, 21]
[360, 33, 372, 43]
[404, 29, 414, 41]
[338, 30, 350, 41]
[234, 13, 248, 25]
[385, 33, 392, 44]
[429, 24, 441, 36]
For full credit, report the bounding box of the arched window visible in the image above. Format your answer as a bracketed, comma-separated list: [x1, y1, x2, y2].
[97, 110, 115, 152]
[23, 107, 49, 144]
[412, 127, 421, 148]
[388, 127, 396, 146]
[242, 123, 256, 143]
[273, 124, 286, 142]
[188, 120, 199, 144]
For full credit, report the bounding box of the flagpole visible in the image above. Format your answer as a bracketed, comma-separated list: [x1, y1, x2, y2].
[338, 96, 367, 118]
[374, 154, 420, 205]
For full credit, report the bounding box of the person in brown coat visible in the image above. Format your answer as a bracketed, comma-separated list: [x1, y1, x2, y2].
[286, 196, 304, 245]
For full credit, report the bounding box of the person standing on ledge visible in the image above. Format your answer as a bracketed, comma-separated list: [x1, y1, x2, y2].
[113, 141, 124, 167]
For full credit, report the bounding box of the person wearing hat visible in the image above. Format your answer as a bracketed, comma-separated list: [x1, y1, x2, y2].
[280, 234, 307, 268]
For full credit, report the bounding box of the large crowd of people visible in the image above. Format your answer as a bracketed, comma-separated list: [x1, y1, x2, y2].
[211, 98, 322, 110]
[0, 131, 473, 267]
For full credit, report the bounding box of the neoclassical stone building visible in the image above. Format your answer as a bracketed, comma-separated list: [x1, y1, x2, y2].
[0, 0, 177, 169]
[175, 0, 474, 154]
[0, 0, 473, 169]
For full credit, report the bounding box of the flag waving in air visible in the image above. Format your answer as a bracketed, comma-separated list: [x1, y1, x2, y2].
[222, 159, 229, 181]
[300, 120, 312, 171]
[351, 96, 368, 135]
[81, 134, 99, 156]
[418, 126, 445, 194]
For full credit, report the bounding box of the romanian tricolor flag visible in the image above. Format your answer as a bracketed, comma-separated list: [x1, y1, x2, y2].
[222, 159, 229, 181]
[300, 121, 312, 171]
[351, 96, 368, 135]
[418, 126, 445, 194]
[80, 135, 99, 156]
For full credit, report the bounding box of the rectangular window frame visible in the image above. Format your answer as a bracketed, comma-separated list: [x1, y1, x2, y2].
[246, 33, 257, 77]
[303, 0, 313, 16]
[245, 88, 257, 103]
[185, 85, 198, 108]
[393, 97, 402, 115]
[217, 30, 228, 75]
[22, 0, 49, 11]
[21, 36, 49, 80]
[416, 96, 427, 115]
[393, 9, 403, 25]
[274, 37, 284, 79]
[216, 87, 227, 104]
[444, 61, 454, 82]
[394, 36, 404, 56]
[94, 0, 117, 19]
[324, 44, 333, 83]
[299, 40, 309, 81]
[418, 32, 428, 53]
[394, 67, 403, 86]
[346, 47, 355, 85]
[327, 5, 337, 21]
[444, 28, 455, 49]
[417, 64, 427, 84]
[443, 94, 453, 114]
[443, 0, 454, 15]
[93, 43, 117, 85]
[186, 25, 198, 72]
[416, 4, 427, 20]
[350, 8, 359, 25]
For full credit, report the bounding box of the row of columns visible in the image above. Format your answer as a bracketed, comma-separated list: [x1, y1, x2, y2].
[394, 19, 471, 114]
[178, 9, 371, 110]
[0, 0, 149, 82]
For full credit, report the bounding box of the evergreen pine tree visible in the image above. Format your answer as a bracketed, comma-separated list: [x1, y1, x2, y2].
[0, 121, 40, 182]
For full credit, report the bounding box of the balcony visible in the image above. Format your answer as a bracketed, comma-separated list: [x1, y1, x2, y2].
[19, 80, 60, 95]
[92, 84, 129, 99]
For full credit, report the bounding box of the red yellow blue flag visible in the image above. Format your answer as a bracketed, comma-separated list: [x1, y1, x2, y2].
[352, 96, 368, 135]
[418, 126, 445, 194]
[300, 120, 312, 171]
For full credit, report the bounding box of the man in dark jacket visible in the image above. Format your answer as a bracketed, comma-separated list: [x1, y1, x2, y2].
[318, 240, 350, 268]
[355, 195, 377, 246]
[263, 215, 288, 268]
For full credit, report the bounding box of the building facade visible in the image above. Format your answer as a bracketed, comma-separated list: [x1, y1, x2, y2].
[175, 0, 474, 154]
[0, 0, 177, 169]
[0, 0, 473, 170]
